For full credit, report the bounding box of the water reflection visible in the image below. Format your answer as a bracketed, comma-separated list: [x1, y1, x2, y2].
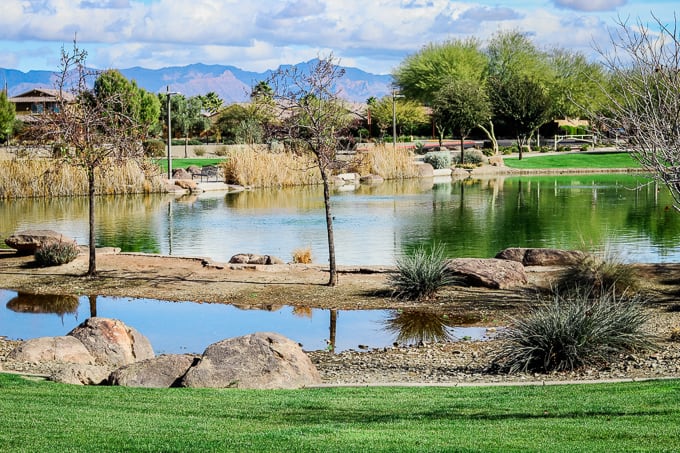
[0, 290, 490, 353]
[383, 310, 483, 345]
[6, 292, 79, 316]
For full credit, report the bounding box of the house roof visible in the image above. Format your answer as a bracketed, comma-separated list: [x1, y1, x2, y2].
[9, 88, 76, 103]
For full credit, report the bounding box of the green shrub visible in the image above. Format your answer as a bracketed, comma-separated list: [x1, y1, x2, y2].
[143, 139, 166, 158]
[494, 289, 656, 373]
[389, 243, 457, 300]
[34, 241, 80, 267]
[413, 141, 427, 155]
[423, 151, 451, 169]
[455, 149, 484, 165]
[554, 252, 639, 297]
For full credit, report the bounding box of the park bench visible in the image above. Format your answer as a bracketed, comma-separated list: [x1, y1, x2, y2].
[192, 165, 220, 182]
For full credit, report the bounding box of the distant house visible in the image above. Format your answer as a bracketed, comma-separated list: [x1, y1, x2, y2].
[8, 88, 75, 120]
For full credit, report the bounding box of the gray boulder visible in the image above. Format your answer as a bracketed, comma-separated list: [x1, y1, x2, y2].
[447, 258, 528, 289]
[4, 230, 77, 255]
[180, 332, 321, 389]
[229, 254, 284, 265]
[8, 336, 94, 365]
[172, 168, 192, 180]
[50, 364, 113, 385]
[496, 247, 586, 266]
[109, 354, 198, 388]
[360, 174, 384, 185]
[416, 162, 434, 178]
[67, 317, 155, 367]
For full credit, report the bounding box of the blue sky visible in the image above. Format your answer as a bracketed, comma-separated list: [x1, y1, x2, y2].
[0, 0, 677, 74]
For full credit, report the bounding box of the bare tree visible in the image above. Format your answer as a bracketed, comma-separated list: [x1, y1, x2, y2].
[35, 39, 146, 276]
[595, 15, 680, 209]
[266, 56, 354, 286]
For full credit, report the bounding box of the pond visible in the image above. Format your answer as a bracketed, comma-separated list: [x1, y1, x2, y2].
[0, 290, 492, 353]
[1, 174, 678, 265]
[2, 174, 679, 350]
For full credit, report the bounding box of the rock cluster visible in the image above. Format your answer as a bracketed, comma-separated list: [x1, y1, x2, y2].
[4, 230, 77, 255]
[229, 253, 284, 265]
[3, 318, 320, 389]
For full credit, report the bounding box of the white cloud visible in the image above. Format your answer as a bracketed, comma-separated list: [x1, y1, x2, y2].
[0, 0, 672, 74]
[553, 0, 627, 12]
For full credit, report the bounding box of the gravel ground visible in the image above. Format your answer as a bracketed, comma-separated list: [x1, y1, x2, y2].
[2, 310, 679, 386]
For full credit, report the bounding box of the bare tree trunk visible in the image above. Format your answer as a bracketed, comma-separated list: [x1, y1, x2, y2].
[517, 135, 525, 160]
[87, 169, 97, 276]
[477, 121, 499, 155]
[459, 137, 465, 165]
[320, 168, 337, 286]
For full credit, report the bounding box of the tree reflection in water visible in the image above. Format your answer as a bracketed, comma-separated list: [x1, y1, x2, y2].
[6, 293, 79, 321]
[384, 310, 478, 345]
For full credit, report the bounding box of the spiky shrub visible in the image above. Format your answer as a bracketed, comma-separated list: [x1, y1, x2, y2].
[389, 244, 456, 300]
[555, 252, 639, 296]
[494, 289, 656, 373]
[34, 241, 80, 267]
[423, 151, 451, 169]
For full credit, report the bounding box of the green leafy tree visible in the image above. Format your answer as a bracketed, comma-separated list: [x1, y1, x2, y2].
[93, 69, 160, 140]
[488, 74, 553, 159]
[266, 56, 354, 286]
[393, 38, 487, 104]
[36, 40, 147, 276]
[0, 91, 15, 143]
[432, 79, 491, 162]
[198, 91, 223, 115]
[368, 96, 427, 141]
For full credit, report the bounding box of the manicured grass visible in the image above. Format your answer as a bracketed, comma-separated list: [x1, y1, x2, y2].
[153, 158, 226, 174]
[504, 152, 642, 169]
[1, 373, 678, 452]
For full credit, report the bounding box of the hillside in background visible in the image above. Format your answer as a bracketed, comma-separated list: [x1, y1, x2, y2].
[1, 60, 392, 103]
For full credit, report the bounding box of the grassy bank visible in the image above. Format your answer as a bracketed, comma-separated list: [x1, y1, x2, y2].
[504, 152, 642, 169]
[0, 373, 678, 452]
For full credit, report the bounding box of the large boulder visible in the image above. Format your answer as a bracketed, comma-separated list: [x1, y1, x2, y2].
[416, 162, 434, 178]
[180, 332, 321, 389]
[4, 230, 77, 255]
[172, 168, 192, 180]
[109, 354, 198, 388]
[174, 179, 199, 191]
[67, 317, 155, 367]
[50, 364, 113, 386]
[229, 254, 284, 265]
[8, 336, 94, 365]
[495, 247, 586, 266]
[447, 258, 528, 289]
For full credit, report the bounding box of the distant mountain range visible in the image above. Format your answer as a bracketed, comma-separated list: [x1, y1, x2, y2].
[1, 60, 393, 103]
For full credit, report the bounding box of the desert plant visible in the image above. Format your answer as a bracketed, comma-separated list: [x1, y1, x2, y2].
[455, 149, 484, 165]
[494, 289, 656, 373]
[413, 141, 427, 155]
[389, 243, 457, 300]
[554, 251, 639, 296]
[292, 247, 313, 264]
[214, 145, 228, 157]
[143, 139, 166, 158]
[34, 241, 80, 267]
[423, 151, 451, 169]
[193, 146, 206, 157]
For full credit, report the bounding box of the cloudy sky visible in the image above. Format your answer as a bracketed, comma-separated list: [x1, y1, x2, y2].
[1, 0, 677, 74]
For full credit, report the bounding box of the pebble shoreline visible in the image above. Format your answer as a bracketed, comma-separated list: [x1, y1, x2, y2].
[2, 310, 679, 386]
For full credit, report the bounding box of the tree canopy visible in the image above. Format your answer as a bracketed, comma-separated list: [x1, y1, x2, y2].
[0, 91, 15, 143]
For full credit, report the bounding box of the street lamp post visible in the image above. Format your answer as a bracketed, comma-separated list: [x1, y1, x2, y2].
[166, 86, 180, 179]
[392, 89, 404, 150]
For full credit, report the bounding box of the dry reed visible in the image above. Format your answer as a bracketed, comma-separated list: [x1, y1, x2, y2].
[0, 158, 165, 199]
[292, 247, 313, 264]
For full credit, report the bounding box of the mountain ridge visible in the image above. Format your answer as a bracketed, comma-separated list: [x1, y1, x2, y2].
[1, 60, 393, 103]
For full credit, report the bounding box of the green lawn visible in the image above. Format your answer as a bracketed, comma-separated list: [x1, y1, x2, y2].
[1, 373, 678, 452]
[504, 152, 642, 169]
[153, 158, 226, 174]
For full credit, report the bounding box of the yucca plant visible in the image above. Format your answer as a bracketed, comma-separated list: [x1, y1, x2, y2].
[494, 288, 657, 373]
[389, 243, 457, 300]
[34, 241, 80, 267]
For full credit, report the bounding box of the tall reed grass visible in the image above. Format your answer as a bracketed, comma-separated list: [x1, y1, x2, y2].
[0, 159, 165, 199]
[221, 145, 420, 188]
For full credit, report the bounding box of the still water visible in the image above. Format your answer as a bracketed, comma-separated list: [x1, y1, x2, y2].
[0, 290, 490, 353]
[1, 174, 678, 350]
[1, 174, 678, 264]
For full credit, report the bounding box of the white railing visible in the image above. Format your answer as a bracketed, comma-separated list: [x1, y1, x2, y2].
[554, 134, 596, 150]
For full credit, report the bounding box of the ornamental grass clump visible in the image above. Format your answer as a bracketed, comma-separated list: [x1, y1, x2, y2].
[494, 289, 656, 373]
[423, 151, 451, 169]
[554, 250, 639, 297]
[389, 243, 457, 301]
[34, 241, 80, 267]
